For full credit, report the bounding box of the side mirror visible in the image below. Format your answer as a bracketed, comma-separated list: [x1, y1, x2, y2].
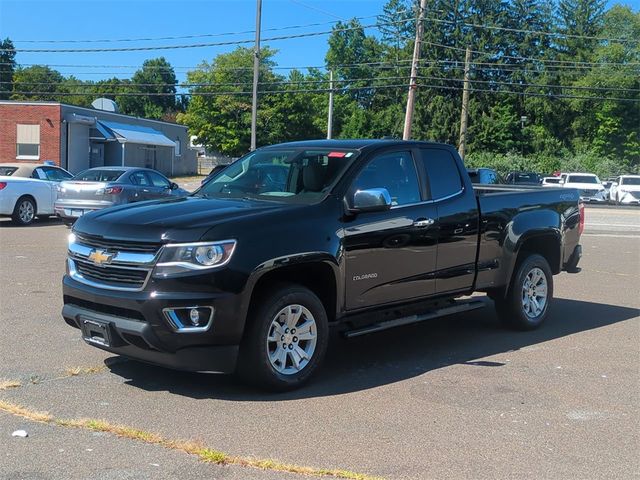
[350, 188, 392, 213]
[170, 182, 179, 190]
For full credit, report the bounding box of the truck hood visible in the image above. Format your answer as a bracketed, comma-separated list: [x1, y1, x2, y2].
[73, 195, 296, 243]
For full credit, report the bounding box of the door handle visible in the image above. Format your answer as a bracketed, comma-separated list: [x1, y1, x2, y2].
[413, 218, 435, 228]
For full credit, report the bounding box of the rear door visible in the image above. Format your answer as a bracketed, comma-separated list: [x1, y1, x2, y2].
[343, 149, 439, 310]
[417, 147, 480, 294]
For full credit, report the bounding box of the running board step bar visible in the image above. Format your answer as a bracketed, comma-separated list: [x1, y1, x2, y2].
[343, 299, 485, 338]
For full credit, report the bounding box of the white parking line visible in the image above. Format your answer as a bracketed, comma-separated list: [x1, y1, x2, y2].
[582, 233, 640, 239]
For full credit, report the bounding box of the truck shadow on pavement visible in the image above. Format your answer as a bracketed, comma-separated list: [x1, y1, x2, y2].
[106, 297, 638, 400]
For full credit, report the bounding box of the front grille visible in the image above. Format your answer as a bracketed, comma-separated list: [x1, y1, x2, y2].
[580, 189, 599, 196]
[74, 259, 150, 289]
[630, 191, 640, 199]
[75, 233, 161, 254]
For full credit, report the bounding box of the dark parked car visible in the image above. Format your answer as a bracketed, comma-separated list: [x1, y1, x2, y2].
[467, 168, 503, 185]
[62, 140, 583, 390]
[55, 167, 188, 225]
[505, 171, 542, 185]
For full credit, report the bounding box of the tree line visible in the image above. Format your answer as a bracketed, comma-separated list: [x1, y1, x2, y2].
[1, 0, 638, 177]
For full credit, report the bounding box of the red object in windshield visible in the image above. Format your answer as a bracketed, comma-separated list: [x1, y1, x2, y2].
[327, 151, 346, 158]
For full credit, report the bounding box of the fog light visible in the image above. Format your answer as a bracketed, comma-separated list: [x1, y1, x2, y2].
[163, 306, 214, 332]
[189, 308, 200, 325]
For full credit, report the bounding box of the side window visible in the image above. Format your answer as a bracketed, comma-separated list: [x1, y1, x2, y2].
[33, 167, 47, 180]
[130, 171, 150, 186]
[43, 167, 71, 182]
[350, 151, 421, 206]
[418, 148, 463, 200]
[147, 171, 171, 188]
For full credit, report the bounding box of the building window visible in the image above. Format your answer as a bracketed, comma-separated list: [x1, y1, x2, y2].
[16, 124, 40, 159]
[175, 138, 181, 157]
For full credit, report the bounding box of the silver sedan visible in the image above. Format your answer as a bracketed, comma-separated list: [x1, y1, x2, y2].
[55, 167, 188, 225]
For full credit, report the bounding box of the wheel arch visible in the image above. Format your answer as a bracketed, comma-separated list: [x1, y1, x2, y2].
[244, 255, 341, 334]
[15, 193, 38, 211]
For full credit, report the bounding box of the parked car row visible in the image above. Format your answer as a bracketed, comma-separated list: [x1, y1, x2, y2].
[0, 163, 188, 226]
[466, 167, 639, 206]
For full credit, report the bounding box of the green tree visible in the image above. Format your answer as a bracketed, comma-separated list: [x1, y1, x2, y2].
[0, 38, 16, 100]
[123, 57, 177, 119]
[177, 47, 281, 156]
[11, 65, 65, 101]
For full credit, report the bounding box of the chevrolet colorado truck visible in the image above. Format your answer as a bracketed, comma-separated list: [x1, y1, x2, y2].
[62, 140, 583, 390]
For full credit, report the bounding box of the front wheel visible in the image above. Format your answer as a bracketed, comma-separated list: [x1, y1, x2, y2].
[494, 254, 553, 331]
[237, 283, 329, 391]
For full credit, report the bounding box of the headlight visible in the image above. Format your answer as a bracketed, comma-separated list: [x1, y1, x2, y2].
[153, 240, 236, 278]
[57, 185, 66, 193]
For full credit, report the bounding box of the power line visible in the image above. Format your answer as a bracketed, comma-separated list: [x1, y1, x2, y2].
[422, 40, 640, 66]
[422, 15, 638, 44]
[9, 82, 640, 102]
[4, 73, 638, 93]
[11, 12, 384, 44]
[0, 18, 411, 53]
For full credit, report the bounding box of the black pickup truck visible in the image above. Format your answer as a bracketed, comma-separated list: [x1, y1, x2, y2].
[62, 140, 583, 390]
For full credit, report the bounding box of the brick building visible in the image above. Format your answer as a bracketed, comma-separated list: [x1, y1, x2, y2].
[0, 100, 197, 176]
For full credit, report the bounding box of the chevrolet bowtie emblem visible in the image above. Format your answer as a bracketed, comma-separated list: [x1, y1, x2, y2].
[88, 249, 114, 266]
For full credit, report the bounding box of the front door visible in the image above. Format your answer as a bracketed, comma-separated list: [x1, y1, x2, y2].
[343, 150, 439, 310]
[89, 143, 104, 168]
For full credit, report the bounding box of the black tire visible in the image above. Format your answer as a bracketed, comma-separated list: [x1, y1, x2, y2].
[237, 283, 329, 391]
[494, 254, 553, 331]
[11, 196, 37, 226]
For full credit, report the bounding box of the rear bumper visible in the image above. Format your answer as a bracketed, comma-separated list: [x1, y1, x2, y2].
[55, 200, 115, 219]
[563, 244, 582, 273]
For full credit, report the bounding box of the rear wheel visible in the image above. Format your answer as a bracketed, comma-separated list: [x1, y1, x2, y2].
[237, 283, 329, 391]
[494, 254, 553, 330]
[12, 196, 36, 226]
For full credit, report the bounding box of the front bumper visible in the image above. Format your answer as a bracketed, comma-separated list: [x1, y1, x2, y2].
[617, 193, 640, 205]
[62, 274, 245, 373]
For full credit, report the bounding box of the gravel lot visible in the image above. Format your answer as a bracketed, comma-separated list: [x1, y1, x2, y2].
[0, 205, 638, 479]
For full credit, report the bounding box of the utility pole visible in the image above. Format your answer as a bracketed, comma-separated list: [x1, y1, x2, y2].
[457, 46, 472, 159]
[402, 0, 428, 141]
[250, 0, 262, 151]
[327, 70, 334, 139]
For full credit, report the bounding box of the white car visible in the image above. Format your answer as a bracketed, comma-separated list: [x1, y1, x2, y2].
[610, 175, 640, 205]
[542, 176, 563, 187]
[0, 163, 73, 225]
[562, 173, 607, 203]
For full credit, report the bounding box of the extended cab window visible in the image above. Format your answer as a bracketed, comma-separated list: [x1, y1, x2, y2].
[418, 148, 463, 200]
[350, 151, 420, 206]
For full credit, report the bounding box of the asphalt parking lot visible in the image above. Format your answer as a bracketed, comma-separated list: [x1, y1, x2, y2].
[0, 205, 638, 480]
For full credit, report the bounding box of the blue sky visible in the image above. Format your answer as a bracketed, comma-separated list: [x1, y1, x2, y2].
[1, 0, 638, 84]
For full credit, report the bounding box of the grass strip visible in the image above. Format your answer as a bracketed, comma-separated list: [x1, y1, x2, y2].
[0, 399, 382, 480]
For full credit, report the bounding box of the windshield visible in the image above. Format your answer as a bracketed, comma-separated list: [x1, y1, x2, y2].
[197, 148, 358, 203]
[0, 167, 17, 176]
[567, 175, 599, 184]
[621, 177, 640, 185]
[73, 169, 126, 182]
[509, 172, 540, 184]
[544, 178, 561, 184]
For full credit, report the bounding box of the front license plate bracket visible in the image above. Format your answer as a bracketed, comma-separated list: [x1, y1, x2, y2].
[80, 318, 111, 347]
